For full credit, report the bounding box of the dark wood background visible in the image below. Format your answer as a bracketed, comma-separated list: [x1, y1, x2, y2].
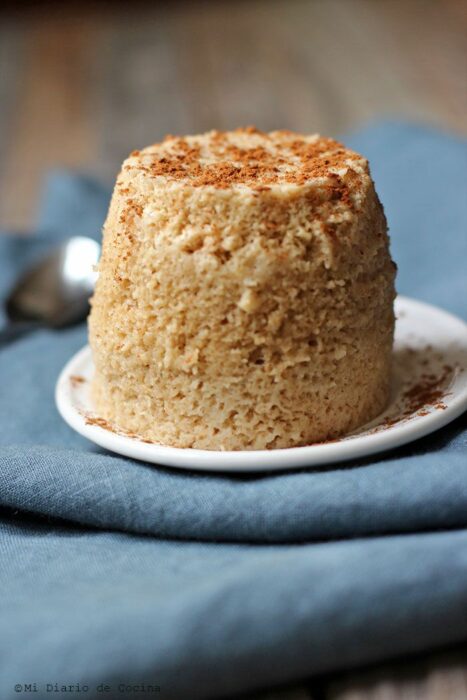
[1, 1, 466, 698]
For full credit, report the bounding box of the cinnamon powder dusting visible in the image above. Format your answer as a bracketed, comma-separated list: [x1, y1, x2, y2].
[69, 375, 85, 387]
[403, 374, 449, 411]
[84, 413, 156, 444]
[125, 127, 363, 193]
[378, 361, 452, 430]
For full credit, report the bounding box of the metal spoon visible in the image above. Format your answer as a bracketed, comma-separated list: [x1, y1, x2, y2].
[0, 236, 100, 348]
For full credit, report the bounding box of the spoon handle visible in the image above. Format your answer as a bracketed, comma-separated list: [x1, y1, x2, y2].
[0, 321, 40, 348]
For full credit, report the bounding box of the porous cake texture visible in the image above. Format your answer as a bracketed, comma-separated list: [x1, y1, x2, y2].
[89, 127, 396, 450]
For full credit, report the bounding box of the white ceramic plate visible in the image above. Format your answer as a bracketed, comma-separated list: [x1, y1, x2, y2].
[56, 296, 467, 472]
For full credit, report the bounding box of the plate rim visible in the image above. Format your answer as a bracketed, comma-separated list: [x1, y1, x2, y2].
[55, 296, 467, 472]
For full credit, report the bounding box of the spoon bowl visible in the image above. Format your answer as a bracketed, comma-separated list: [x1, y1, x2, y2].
[1, 236, 100, 346]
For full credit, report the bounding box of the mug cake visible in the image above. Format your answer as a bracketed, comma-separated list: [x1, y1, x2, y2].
[88, 127, 396, 450]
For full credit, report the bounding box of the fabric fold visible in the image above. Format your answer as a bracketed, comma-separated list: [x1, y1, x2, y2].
[1, 436, 467, 542]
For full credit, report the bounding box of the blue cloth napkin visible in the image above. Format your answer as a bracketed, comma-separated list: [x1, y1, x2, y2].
[0, 122, 466, 700]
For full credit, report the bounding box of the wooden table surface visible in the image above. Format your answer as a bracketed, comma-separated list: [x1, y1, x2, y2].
[1, 1, 466, 698]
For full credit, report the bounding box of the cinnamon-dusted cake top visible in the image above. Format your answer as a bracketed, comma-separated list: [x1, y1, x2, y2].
[122, 126, 367, 190]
